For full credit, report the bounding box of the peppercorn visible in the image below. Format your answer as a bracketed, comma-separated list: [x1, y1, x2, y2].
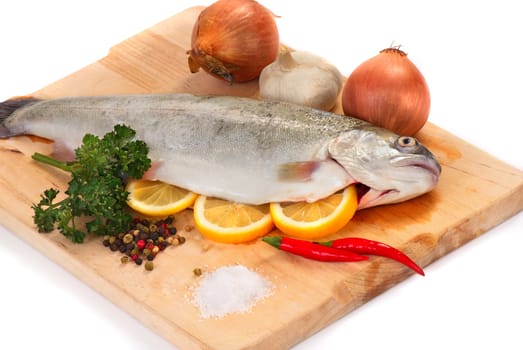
[135, 257, 143, 266]
[136, 239, 146, 250]
[115, 239, 124, 249]
[118, 244, 126, 253]
[121, 256, 129, 264]
[123, 233, 134, 244]
[178, 236, 186, 244]
[150, 232, 159, 241]
[144, 261, 154, 271]
[110, 243, 118, 252]
[193, 268, 202, 277]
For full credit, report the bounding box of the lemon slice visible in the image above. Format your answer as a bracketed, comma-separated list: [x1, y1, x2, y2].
[193, 196, 274, 243]
[269, 185, 358, 239]
[126, 179, 197, 216]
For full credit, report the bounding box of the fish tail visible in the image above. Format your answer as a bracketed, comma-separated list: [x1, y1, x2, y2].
[0, 96, 41, 138]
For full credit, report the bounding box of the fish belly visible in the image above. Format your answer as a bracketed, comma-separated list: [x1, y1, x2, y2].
[151, 155, 351, 204]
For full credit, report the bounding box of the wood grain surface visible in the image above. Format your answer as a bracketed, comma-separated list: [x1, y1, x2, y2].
[0, 7, 522, 350]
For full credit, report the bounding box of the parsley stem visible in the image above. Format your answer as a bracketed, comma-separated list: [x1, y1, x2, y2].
[32, 152, 73, 172]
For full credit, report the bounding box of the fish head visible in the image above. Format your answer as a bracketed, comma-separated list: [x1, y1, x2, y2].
[329, 126, 441, 209]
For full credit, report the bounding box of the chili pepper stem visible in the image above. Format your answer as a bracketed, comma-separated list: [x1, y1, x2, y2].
[262, 236, 282, 248]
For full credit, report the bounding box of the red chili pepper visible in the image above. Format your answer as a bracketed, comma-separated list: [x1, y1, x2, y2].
[262, 236, 368, 262]
[318, 237, 425, 276]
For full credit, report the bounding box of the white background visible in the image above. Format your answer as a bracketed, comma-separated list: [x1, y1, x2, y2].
[1, 1, 522, 349]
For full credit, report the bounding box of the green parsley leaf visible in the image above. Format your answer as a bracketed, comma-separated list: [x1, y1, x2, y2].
[31, 124, 151, 243]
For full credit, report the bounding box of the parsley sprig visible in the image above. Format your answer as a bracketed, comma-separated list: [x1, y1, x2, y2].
[31, 125, 151, 243]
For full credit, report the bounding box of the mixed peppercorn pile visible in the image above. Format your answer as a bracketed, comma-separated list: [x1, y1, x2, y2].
[102, 215, 185, 271]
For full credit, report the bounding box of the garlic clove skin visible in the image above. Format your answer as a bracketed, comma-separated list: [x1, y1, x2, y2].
[259, 50, 344, 111]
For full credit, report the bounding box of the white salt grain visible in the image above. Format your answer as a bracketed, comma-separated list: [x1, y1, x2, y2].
[193, 265, 272, 319]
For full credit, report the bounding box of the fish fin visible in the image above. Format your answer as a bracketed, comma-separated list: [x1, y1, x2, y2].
[0, 96, 41, 138]
[278, 161, 321, 182]
[51, 139, 76, 162]
[141, 161, 164, 180]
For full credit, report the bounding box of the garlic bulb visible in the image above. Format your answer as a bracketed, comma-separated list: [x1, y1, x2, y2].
[259, 50, 343, 111]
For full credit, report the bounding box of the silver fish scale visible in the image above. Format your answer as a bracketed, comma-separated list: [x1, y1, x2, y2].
[138, 95, 352, 165]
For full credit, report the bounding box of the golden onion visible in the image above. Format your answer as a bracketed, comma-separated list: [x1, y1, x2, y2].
[341, 47, 431, 135]
[187, 0, 279, 83]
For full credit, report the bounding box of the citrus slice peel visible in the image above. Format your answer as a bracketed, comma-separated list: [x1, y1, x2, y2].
[126, 179, 197, 217]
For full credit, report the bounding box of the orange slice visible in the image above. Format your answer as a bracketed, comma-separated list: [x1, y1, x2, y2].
[269, 185, 358, 239]
[126, 179, 197, 216]
[193, 196, 274, 243]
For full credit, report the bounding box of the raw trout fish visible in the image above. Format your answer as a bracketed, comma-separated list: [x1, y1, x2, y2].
[0, 94, 441, 209]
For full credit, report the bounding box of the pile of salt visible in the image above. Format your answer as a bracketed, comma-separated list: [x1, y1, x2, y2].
[193, 265, 272, 319]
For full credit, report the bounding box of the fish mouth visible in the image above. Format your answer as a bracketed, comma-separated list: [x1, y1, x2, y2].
[391, 154, 442, 184]
[355, 183, 372, 202]
[354, 156, 441, 209]
[355, 183, 397, 209]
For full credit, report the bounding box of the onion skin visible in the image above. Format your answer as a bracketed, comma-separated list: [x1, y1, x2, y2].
[341, 48, 430, 135]
[187, 0, 280, 83]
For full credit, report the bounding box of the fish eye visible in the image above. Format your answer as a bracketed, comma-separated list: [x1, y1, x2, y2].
[396, 136, 419, 148]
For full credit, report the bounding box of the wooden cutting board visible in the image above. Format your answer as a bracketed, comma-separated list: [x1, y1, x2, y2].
[1, 7, 522, 350]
